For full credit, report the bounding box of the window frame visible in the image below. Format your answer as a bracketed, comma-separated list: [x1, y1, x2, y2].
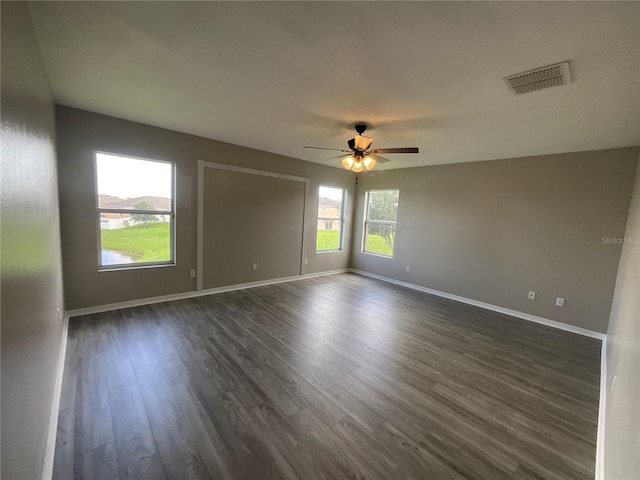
[95, 151, 176, 271]
[316, 185, 346, 253]
[362, 189, 399, 258]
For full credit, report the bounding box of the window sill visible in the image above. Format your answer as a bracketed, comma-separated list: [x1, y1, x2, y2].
[98, 262, 176, 272]
[361, 251, 393, 259]
[316, 249, 343, 254]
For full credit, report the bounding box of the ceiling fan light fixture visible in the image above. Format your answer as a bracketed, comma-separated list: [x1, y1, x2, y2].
[363, 156, 376, 170]
[352, 159, 363, 173]
[342, 156, 354, 169]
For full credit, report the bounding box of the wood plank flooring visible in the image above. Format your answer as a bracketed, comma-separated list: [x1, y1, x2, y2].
[53, 273, 601, 480]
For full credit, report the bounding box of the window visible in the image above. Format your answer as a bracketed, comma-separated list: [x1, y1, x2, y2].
[316, 186, 345, 252]
[363, 189, 399, 257]
[95, 152, 175, 269]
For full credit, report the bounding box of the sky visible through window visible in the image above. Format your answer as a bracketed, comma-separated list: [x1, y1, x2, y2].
[96, 153, 172, 199]
[319, 185, 342, 202]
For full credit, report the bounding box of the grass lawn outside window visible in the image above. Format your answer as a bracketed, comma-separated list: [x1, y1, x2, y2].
[101, 222, 170, 263]
[316, 230, 392, 256]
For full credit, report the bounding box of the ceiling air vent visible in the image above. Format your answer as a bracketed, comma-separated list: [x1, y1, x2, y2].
[503, 61, 572, 95]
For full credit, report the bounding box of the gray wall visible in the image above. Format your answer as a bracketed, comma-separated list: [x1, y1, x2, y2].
[203, 168, 306, 288]
[0, 3, 66, 479]
[604, 155, 640, 479]
[56, 106, 354, 310]
[351, 148, 638, 333]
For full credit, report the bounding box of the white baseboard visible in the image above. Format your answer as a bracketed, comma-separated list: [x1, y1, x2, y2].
[67, 269, 349, 318]
[41, 311, 69, 480]
[595, 339, 607, 479]
[349, 268, 606, 341]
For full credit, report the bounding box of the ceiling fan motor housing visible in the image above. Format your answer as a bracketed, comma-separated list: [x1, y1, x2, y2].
[355, 124, 368, 135]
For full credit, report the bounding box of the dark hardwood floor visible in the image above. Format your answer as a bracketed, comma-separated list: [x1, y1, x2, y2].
[53, 273, 601, 480]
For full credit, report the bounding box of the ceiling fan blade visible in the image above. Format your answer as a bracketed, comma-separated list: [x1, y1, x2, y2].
[370, 154, 391, 164]
[304, 146, 351, 153]
[369, 147, 419, 154]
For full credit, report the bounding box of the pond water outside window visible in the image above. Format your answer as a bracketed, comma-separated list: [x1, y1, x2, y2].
[101, 249, 135, 265]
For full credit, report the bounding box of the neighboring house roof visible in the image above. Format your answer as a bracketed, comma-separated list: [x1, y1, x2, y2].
[319, 197, 340, 208]
[98, 194, 120, 206]
[100, 195, 171, 210]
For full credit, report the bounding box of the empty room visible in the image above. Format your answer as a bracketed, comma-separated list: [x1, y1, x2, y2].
[2, 2, 639, 480]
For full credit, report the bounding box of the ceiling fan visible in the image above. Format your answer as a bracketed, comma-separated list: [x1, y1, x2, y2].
[304, 124, 419, 172]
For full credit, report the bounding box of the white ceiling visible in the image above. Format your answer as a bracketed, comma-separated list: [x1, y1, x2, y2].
[29, 1, 640, 170]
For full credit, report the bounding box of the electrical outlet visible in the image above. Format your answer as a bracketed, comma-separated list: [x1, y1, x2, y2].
[556, 297, 565, 307]
[304, 258, 309, 265]
[528, 291, 536, 300]
[406, 266, 411, 272]
[189, 269, 196, 278]
[252, 263, 258, 271]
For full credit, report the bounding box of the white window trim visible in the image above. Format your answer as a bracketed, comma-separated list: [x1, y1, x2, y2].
[362, 189, 399, 258]
[95, 151, 177, 271]
[316, 186, 346, 253]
